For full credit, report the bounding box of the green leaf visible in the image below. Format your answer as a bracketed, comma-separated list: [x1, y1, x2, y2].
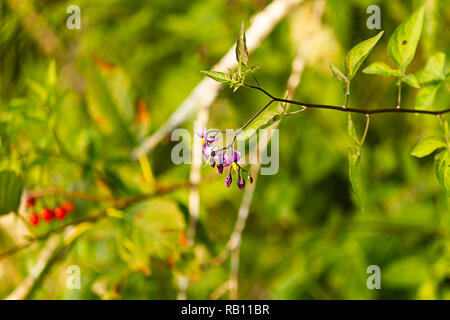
[384, 257, 429, 288]
[329, 60, 349, 93]
[0, 170, 23, 216]
[387, 5, 425, 70]
[237, 101, 284, 140]
[402, 73, 420, 88]
[86, 67, 135, 145]
[411, 136, 446, 158]
[434, 150, 450, 196]
[415, 84, 440, 109]
[417, 52, 446, 84]
[200, 70, 231, 83]
[47, 60, 57, 87]
[236, 21, 249, 71]
[348, 146, 362, 202]
[363, 62, 401, 77]
[347, 114, 359, 145]
[344, 31, 384, 80]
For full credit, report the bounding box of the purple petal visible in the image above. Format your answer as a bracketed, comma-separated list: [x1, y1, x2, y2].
[217, 164, 224, 174]
[206, 136, 218, 143]
[196, 127, 206, 138]
[222, 153, 232, 167]
[233, 150, 241, 162]
[225, 174, 232, 188]
[202, 144, 212, 158]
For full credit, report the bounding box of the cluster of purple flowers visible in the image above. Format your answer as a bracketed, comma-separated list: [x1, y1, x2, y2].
[197, 128, 253, 189]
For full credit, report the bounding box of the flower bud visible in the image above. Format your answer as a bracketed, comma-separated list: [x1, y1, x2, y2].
[225, 172, 232, 188]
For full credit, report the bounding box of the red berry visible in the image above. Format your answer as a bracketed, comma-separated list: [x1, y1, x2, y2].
[41, 208, 53, 221]
[28, 213, 39, 226]
[62, 200, 75, 213]
[54, 207, 67, 220]
[26, 197, 36, 207]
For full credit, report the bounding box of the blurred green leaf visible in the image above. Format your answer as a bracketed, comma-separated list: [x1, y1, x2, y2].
[47, 60, 57, 88]
[363, 62, 400, 77]
[402, 73, 420, 88]
[347, 114, 359, 145]
[411, 136, 446, 158]
[344, 31, 384, 80]
[348, 146, 362, 202]
[0, 170, 23, 216]
[384, 257, 428, 288]
[387, 5, 425, 70]
[415, 84, 440, 109]
[417, 52, 446, 84]
[434, 150, 450, 196]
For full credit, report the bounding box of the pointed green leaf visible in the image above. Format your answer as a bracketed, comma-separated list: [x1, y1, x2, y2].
[387, 5, 425, 70]
[417, 52, 446, 84]
[411, 136, 446, 158]
[348, 146, 362, 202]
[0, 170, 23, 216]
[344, 31, 384, 80]
[329, 60, 349, 90]
[347, 114, 360, 144]
[402, 73, 420, 88]
[236, 22, 249, 68]
[434, 150, 450, 196]
[363, 62, 401, 77]
[200, 70, 231, 83]
[415, 84, 440, 109]
[237, 102, 284, 140]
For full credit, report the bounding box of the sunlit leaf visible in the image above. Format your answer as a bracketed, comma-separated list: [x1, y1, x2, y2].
[411, 136, 446, 158]
[402, 73, 420, 88]
[363, 62, 400, 77]
[415, 84, 440, 109]
[200, 70, 231, 83]
[329, 60, 349, 93]
[344, 31, 384, 80]
[417, 52, 446, 84]
[237, 101, 284, 140]
[387, 5, 425, 70]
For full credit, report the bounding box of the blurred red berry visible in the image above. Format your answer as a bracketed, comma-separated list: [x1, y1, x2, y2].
[41, 208, 53, 221]
[28, 213, 39, 226]
[62, 200, 75, 213]
[54, 207, 67, 220]
[26, 197, 36, 207]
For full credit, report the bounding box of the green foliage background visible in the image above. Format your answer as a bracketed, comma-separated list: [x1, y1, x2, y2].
[0, 0, 449, 299]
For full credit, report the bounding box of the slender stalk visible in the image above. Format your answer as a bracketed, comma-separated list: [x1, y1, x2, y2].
[243, 83, 450, 116]
[360, 114, 370, 146]
[397, 82, 402, 109]
[235, 99, 275, 135]
[344, 93, 349, 109]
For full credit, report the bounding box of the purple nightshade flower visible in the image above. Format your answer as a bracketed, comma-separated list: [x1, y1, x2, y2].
[202, 143, 213, 159]
[222, 153, 233, 167]
[196, 128, 218, 144]
[225, 170, 232, 188]
[233, 150, 241, 162]
[237, 171, 245, 190]
[217, 163, 224, 174]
